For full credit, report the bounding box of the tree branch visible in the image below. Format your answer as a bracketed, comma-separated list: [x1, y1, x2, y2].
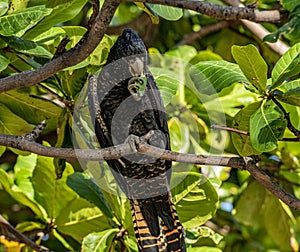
[177, 21, 231, 46]
[0, 214, 49, 252]
[223, 0, 290, 55]
[271, 97, 300, 138]
[0, 0, 119, 93]
[121, 0, 287, 23]
[0, 133, 299, 211]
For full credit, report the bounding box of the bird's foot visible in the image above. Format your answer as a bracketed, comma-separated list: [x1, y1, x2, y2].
[125, 130, 166, 154]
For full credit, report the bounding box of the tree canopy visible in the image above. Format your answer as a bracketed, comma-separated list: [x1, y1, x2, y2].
[0, 0, 300, 251]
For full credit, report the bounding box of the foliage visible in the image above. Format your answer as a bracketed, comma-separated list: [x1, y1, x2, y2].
[0, 0, 300, 251]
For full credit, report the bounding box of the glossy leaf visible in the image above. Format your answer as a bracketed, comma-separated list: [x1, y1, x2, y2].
[263, 191, 294, 251]
[168, 117, 190, 153]
[190, 50, 223, 65]
[32, 27, 66, 43]
[188, 247, 222, 252]
[135, 3, 159, 24]
[56, 197, 110, 241]
[148, 3, 183, 21]
[281, 0, 300, 11]
[0, 54, 9, 72]
[32, 156, 77, 219]
[250, 100, 287, 152]
[0, 2, 9, 16]
[235, 180, 265, 226]
[0, 169, 47, 220]
[0, 6, 52, 36]
[271, 42, 300, 89]
[232, 45, 267, 92]
[171, 172, 218, 228]
[67, 172, 114, 219]
[5, 36, 52, 57]
[276, 86, 300, 106]
[82, 229, 119, 252]
[0, 103, 32, 135]
[232, 101, 262, 156]
[166, 45, 197, 63]
[14, 154, 37, 198]
[0, 90, 62, 133]
[264, 9, 300, 43]
[23, 0, 88, 40]
[189, 61, 248, 94]
[149, 67, 179, 106]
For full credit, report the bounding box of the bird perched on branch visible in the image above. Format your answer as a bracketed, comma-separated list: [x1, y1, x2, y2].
[89, 28, 186, 251]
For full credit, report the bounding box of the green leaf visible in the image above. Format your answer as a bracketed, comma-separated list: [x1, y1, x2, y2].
[264, 8, 300, 43]
[281, 0, 300, 11]
[67, 172, 114, 219]
[171, 172, 218, 228]
[0, 103, 32, 135]
[149, 67, 179, 106]
[5, 36, 52, 57]
[16, 221, 45, 233]
[276, 86, 300, 106]
[56, 197, 110, 241]
[271, 42, 300, 89]
[82, 229, 119, 252]
[87, 34, 114, 67]
[0, 2, 9, 17]
[234, 180, 265, 226]
[232, 44, 268, 92]
[166, 45, 197, 63]
[14, 154, 37, 198]
[32, 27, 66, 44]
[263, 191, 294, 251]
[276, 79, 300, 92]
[58, 68, 87, 98]
[0, 6, 52, 36]
[0, 90, 62, 133]
[168, 117, 190, 153]
[135, 3, 159, 24]
[32, 156, 77, 219]
[189, 50, 223, 65]
[250, 100, 287, 152]
[232, 101, 262, 156]
[148, 4, 183, 21]
[0, 169, 47, 220]
[23, 0, 88, 40]
[0, 54, 9, 72]
[189, 61, 248, 95]
[188, 247, 222, 252]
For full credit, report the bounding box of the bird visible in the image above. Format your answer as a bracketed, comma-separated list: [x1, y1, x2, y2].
[88, 28, 186, 251]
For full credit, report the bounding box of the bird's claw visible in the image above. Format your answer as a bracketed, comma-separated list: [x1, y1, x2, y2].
[125, 130, 157, 153]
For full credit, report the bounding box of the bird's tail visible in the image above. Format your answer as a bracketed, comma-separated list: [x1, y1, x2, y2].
[130, 193, 186, 251]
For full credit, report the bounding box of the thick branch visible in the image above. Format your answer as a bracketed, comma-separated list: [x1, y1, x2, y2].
[223, 0, 290, 55]
[121, 0, 286, 23]
[0, 0, 119, 93]
[0, 133, 299, 211]
[245, 160, 300, 210]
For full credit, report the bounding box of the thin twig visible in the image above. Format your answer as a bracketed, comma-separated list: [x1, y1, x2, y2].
[271, 97, 300, 138]
[212, 124, 300, 142]
[177, 21, 231, 46]
[211, 124, 249, 135]
[0, 215, 49, 252]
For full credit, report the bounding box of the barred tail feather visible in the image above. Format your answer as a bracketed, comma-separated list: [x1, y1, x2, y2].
[130, 194, 186, 252]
